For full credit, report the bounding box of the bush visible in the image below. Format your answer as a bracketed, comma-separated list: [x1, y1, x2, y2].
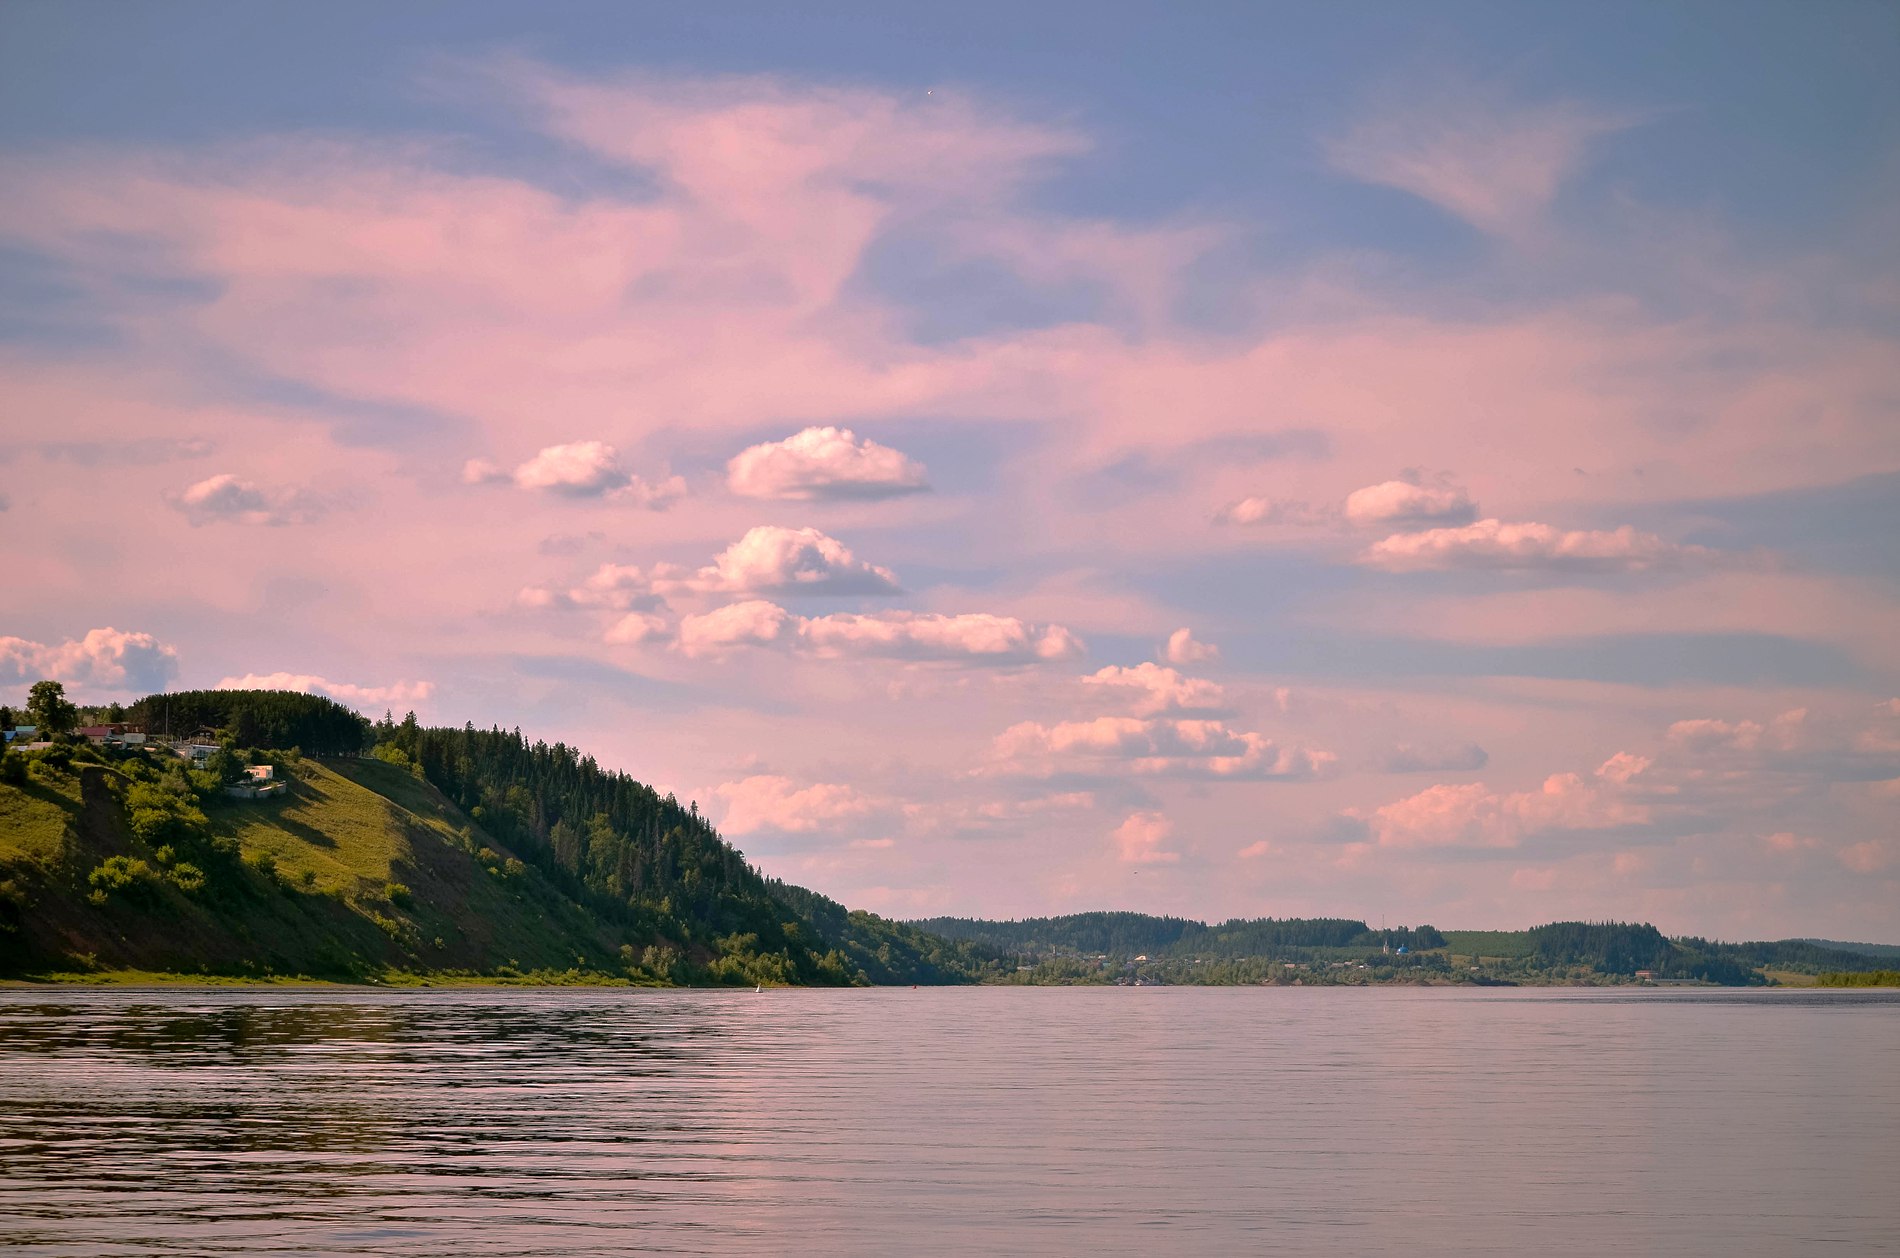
[125, 781, 210, 848]
[166, 862, 207, 894]
[88, 856, 157, 902]
[385, 881, 414, 909]
[0, 750, 25, 786]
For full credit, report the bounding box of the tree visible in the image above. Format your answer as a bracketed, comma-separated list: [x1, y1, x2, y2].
[26, 681, 78, 737]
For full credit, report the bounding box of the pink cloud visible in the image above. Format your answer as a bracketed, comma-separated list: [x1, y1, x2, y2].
[798, 610, 1083, 663]
[670, 602, 1082, 665]
[169, 473, 321, 526]
[714, 773, 877, 836]
[704, 525, 900, 596]
[1325, 84, 1633, 236]
[677, 600, 796, 656]
[1343, 478, 1478, 529]
[1113, 810, 1180, 864]
[522, 526, 899, 612]
[1213, 495, 1332, 527]
[1378, 741, 1490, 773]
[1838, 840, 1892, 875]
[469, 441, 686, 508]
[1080, 662, 1226, 716]
[1360, 519, 1717, 573]
[1365, 757, 1652, 849]
[1161, 627, 1218, 665]
[214, 671, 433, 707]
[727, 426, 928, 500]
[992, 716, 1334, 781]
[0, 628, 180, 696]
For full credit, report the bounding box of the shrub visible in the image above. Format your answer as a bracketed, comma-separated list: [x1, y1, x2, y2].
[166, 862, 207, 894]
[0, 750, 25, 786]
[385, 881, 414, 909]
[87, 856, 157, 902]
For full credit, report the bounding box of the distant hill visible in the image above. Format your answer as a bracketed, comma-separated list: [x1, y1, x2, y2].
[917, 914, 1894, 986]
[0, 690, 1002, 985]
[1795, 939, 1900, 960]
[914, 911, 1444, 958]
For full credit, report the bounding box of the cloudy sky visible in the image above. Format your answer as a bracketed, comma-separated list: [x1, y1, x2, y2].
[4, 1, 1898, 939]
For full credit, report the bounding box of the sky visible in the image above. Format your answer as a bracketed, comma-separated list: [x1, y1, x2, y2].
[3, 1, 1898, 940]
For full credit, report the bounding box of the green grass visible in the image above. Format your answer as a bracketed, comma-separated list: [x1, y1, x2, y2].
[0, 771, 80, 866]
[207, 759, 424, 897]
[0, 752, 631, 980]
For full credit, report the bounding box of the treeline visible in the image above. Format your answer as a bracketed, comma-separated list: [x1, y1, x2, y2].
[915, 911, 1204, 956]
[125, 690, 369, 756]
[1528, 921, 1891, 982]
[914, 911, 1445, 960]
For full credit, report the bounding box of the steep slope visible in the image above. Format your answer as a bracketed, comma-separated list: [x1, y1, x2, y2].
[0, 698, 1003, 985]
[2, 756, 657, 978]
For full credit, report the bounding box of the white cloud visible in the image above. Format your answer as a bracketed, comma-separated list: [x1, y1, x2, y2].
[0, 628, 180, 694]
[1161, 627, 1218, 665]
[991, 716, 1334, 781]
[714, 774, 878, 836]
[1081, 662, 1226, 716]
[1360, 519, 1716, 573]
[704, 525, 900, 596]
[169, 473, 319, 526]
[727, 425, 929, 500]
[1113, 810, 1180, 864]
[474, 441, 686, 508]
[215, 672, 434, 707]
[1344, 479, 1478, 529]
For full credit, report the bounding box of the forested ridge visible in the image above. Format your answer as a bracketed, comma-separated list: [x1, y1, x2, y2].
[917, 913, 1895, 986]
[0, 688, 1003, 985]
[915, 912, 1447, 958]
[381, 713, 999, 985]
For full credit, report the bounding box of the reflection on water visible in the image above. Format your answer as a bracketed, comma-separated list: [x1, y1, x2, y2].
[2, 987, 1896, 1256]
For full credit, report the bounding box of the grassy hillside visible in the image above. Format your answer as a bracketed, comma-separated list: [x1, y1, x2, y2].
[2, 754, 652, 979]
[0, 733, 999, 985]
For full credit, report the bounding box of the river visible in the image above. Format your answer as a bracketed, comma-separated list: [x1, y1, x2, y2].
[2, 986, 1895, 1255]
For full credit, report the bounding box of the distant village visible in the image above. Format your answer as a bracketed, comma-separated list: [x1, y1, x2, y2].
[2, 721, 286, 799]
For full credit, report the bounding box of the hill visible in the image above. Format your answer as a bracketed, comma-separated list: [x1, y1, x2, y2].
[0, 690, 1002, 985]
[916, 914, 1895, 986]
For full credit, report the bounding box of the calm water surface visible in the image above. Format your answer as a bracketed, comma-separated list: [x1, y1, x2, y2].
[1, 986, 1895, 1256]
